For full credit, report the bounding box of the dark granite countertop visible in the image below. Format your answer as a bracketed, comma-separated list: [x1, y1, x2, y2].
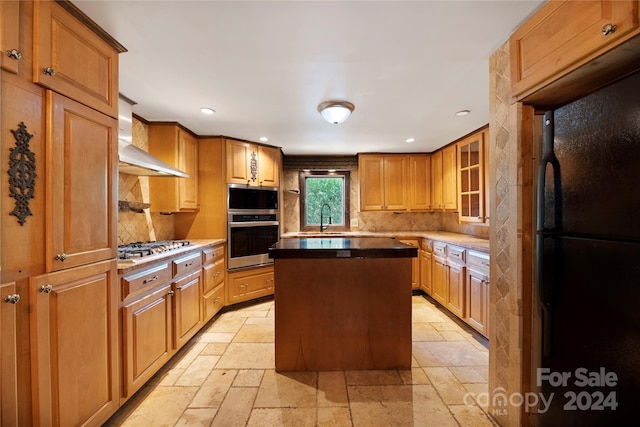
[268, 237, 418, 259]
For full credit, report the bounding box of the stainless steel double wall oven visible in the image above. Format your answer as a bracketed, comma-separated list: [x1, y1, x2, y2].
[227, 184, 279, 270]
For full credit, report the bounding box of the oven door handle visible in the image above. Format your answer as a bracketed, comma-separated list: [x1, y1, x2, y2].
[228, 221, 279, 227]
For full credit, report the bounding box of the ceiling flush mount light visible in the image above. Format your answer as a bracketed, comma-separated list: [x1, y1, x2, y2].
[455, 109, 470, 116]
[259, 136, 269, 142]
[200, 107, 215, 115]
[318, 101, 355, 124]
[405, 137, 415, 143]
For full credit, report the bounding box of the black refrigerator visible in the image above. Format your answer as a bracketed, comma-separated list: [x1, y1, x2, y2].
[533, 70, 640, 426]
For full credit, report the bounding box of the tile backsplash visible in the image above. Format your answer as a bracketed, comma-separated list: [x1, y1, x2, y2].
[117, 118, 175, 244]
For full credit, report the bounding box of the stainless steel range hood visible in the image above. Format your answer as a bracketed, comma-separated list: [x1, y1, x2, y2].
[118, 96, 189, 178]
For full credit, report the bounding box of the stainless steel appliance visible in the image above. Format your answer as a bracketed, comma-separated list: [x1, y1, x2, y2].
[117, 240, 192, 263]
[227, 184, 280, 270]
[533, 71, 640, 426]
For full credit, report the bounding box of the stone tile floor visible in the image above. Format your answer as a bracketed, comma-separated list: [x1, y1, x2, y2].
[104, 294, 496, 426]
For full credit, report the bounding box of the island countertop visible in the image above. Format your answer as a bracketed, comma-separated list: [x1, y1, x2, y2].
[268, 237, 418, 259]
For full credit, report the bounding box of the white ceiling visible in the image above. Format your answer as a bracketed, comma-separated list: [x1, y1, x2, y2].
[74, 0, 543, 155]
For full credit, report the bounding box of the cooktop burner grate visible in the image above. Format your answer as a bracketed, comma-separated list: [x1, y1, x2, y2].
[117, 240, 191, 260]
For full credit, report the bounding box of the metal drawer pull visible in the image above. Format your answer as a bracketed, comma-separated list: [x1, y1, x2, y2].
[42, 67, 56, 76]
[602, 23, 616, 36]
[6, 49, 21, 60]
[482, 261, 490, 267]
[4, 294, 20, 304]
[39, 285, 53, 293]
[238, 283, 249, 289]
[55, 253, 67, 261]
[213, 297, 221, 303]
[143, 275, 159, 284]
[185, 261, 195, 267]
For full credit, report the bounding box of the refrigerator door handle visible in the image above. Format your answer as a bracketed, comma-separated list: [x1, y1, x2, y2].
[537, 111, 562, 233]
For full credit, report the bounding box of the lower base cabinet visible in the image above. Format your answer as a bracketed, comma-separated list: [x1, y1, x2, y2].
[202, 245, 225, 322]
[432, 256, 447, 306]
[173, 270, 203, 349]
[465, 250, 490, 337]
[227, 265, 275, 305]
[446, 261, 465, 318]
[419, 250, 432, 295]
[30, 260, 119, 427]
[1, 282, 19, 427]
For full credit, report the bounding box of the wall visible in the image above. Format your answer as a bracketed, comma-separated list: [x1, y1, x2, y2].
[117, 117, 175, 244]
[281, 169, 489, 238]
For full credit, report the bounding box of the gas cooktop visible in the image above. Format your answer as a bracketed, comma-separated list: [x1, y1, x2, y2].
[117, 240, 192, 262]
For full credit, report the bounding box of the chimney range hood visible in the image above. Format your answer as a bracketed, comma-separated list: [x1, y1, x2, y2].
[118, 96, 189, 178]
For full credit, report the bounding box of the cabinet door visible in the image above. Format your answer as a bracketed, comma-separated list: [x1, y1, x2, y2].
[31, 260, 119, 427]
[431, 256, 447, 306]
[226, 140, 253, 184]
[419, 251, 432, 295]
[399, 239, 419, 289]
[446, 262, 465, 318]
[258, 145, 280, 187]
[359, 155, 385, 211]
[47, 91, 117, 272]
[122, 284, 173, 398]
[510, 0, 640, 100]
[1, 282, 18, 427]
[34, 0, 119, 117]
[458, 132, 484, 222]
[383, 156, 408, 210]
[483, 129, 491, 223]
[173, 271, 203, 349]
[0, 1, 20, 74]
[442, 144, 457, 210]
[431, 151, 443, 209]
[466, 267, 489, 336]
[409, 155, 431, 210]
[178, 129, 199, 210]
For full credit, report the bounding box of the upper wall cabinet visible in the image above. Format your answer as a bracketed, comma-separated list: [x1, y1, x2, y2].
[409, 155, 432, 211]
[0, 1, 20, 74]
[359, 154, 408, 211]
[431, 145, 457, 211]
[34, 0, 121, 118]
[510, 0, 640, 102]
[149, 124, 199, 212]
[457, 131, 485, 223]
[226, 139, 280, 187]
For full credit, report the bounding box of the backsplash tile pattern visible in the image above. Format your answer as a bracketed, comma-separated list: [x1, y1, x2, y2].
[117, 118, 174, 244]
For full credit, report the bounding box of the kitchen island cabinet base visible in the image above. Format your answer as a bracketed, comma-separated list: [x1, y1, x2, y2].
[274, 257, 412, 371]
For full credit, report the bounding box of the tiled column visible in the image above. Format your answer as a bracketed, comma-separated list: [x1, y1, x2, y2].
[488, 41, 526, 427]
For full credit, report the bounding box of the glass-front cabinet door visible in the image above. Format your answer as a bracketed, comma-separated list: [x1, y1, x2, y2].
[457, 131, 485, 222]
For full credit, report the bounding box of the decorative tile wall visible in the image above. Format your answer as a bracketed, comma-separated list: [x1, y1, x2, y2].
[117, 118, 175, 244]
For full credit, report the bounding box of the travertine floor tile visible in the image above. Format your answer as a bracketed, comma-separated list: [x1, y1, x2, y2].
[189, 369, 237, 408]
[412, 322, 445, 341]
[233, 323, 275, 342]
[210, 387, 258, 427]
[228, 309, 270, 318]
[423, 367, 470, 405]
[205, 316, 246, 333]
[449, 404, 497, 426]
[398, 368, 431, 385]
[247, 407, 316, 426]
[200, 342, 229, 356]
[413, 341, 489, 367]
[254, 370, 317, 407]
[175, 355, 220, 386]
[113, 386, 199, 427]
[215, 343, 275, 369]
[318, 371, 349, 407]
[233, 369, 265, 387]
[174, 408, 218, 427]
[318, 407, 353, 426]
[449, 366, 488, 383]
[345, 370, 403, 386]
[198, 332, 236, 343]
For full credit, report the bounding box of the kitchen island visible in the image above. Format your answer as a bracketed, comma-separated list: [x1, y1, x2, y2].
[268, 237, 417, 371]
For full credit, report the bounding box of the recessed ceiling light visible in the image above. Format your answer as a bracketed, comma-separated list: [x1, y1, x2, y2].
[455, 109, 470, 116]
[259, 136, 269, 142]
[200, 107, 215, 115]
[405, 138, 415, 143]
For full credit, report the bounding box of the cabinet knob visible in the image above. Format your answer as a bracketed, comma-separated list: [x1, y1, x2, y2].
[601, 23, 617, 36]
[39, 285, 53, 293]
[214, 272, 220, 278]
[6, 49, 21, 60]
[42, 67, 56, 76]
[4, 294, 20, 304]
[168, 290, 174, 296]
[55, 253, 68, 261]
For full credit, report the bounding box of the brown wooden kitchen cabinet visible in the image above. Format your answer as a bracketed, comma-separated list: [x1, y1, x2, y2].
[171, 251, 203, 349]
[148, 124, 200, 212]
[359, 154, 408, 211]
[466, 250, 490, 337]
[457, 130, 485, 223]
[46, 91, 118, 272]
[1, 282, 19, 427]
[202, 244, 226, 322]
[510, 0, 640, 102]
[226, 139, 281, 187]
[34, 0, 122, 118]
[431, 145, 457, 210]
[120, 262, 173, 399]
[409, 154, 432, 211]
[399, 239, 420, 289]
[430, 242, 466, 318]
[227, 265, 275, 305]
[30, 260, 119, 427]
[419, 239, 433, 295]
[1, 1, 20, 74]
[432, 254, 448, 306]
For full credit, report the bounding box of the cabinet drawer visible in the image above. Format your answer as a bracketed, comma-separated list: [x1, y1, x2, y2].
[433, 242, 447, 257]
[228, 269, 275, 303]
[203, 258, 225, 294]
[447, 245, 466, 264]
[203, 283, 225, 321]
[121, 263, 170, 301]
[421, 239, 433, 252]
[172, 251, 202, 278]
[203, 245, 224, 265]
[467, 250, 490, 271]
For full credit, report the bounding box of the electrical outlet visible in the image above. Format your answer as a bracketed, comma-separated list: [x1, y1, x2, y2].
[350, 218, 359, 227]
